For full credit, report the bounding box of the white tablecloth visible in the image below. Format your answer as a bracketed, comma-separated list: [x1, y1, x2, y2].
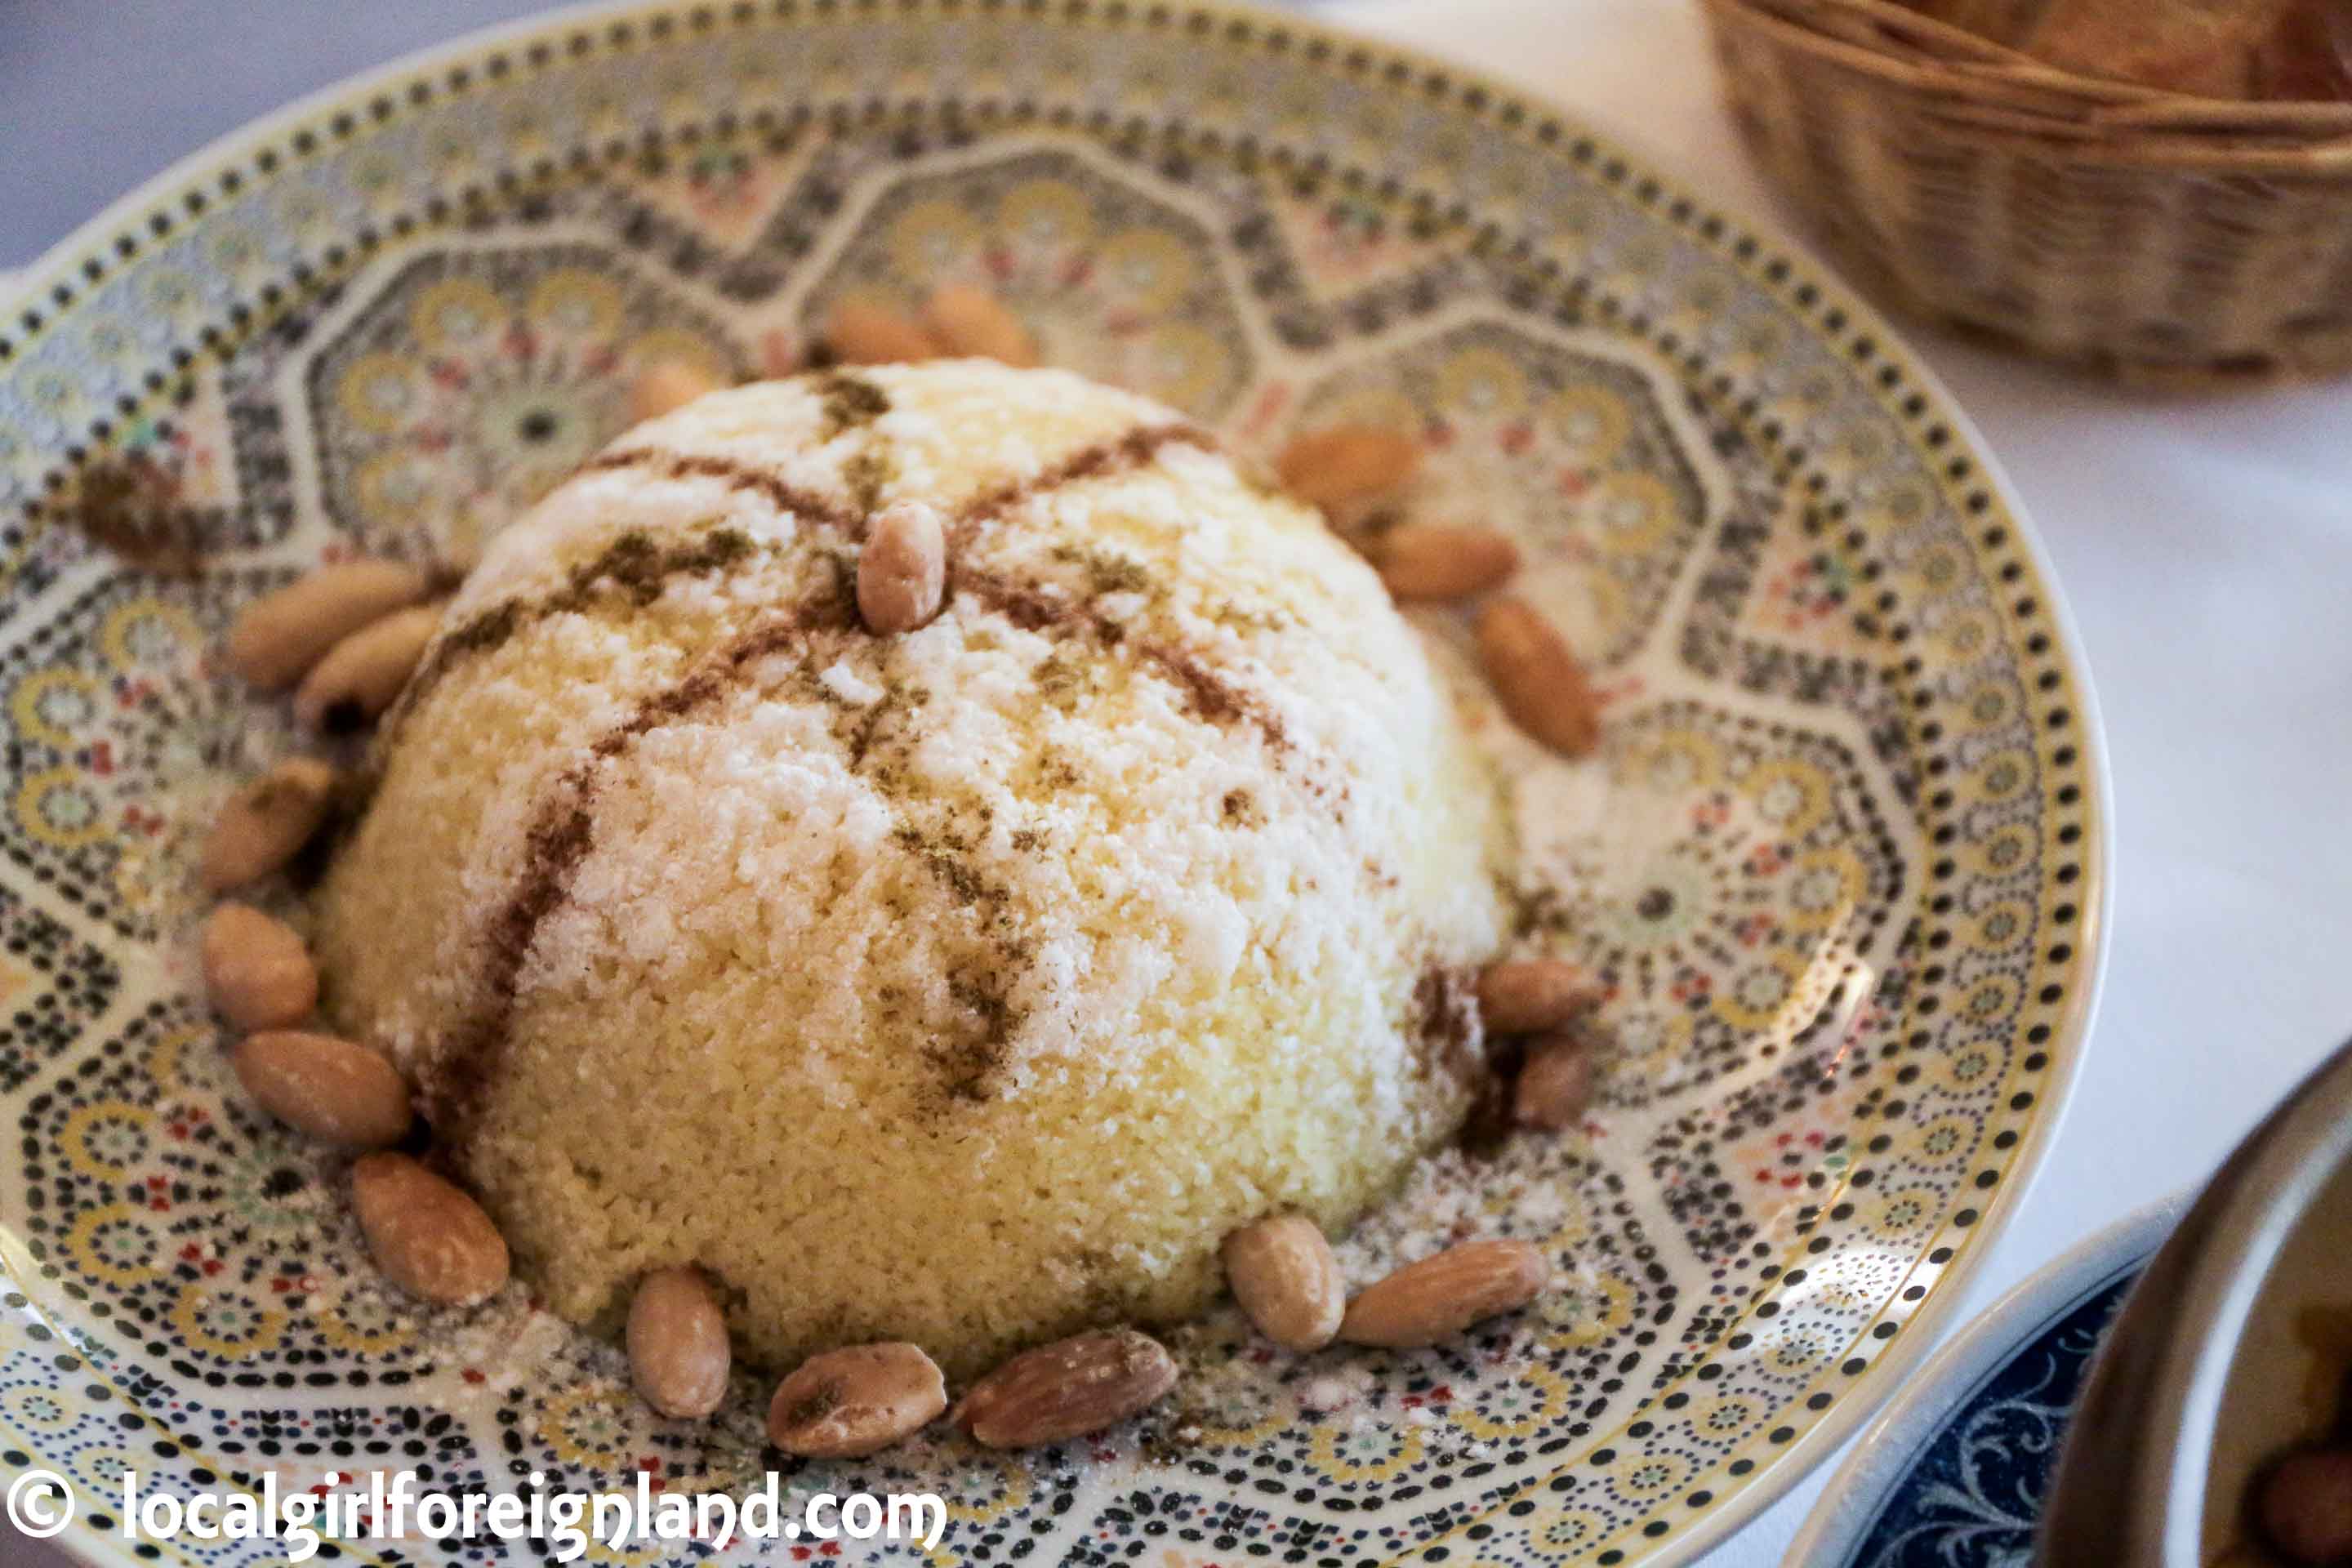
[1324, 0, 2352, 1559]
[6, 4, 2352, 1565]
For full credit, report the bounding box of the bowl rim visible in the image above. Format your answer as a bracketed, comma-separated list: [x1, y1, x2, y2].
[2036, 1039, 2352, 1565]
[2163, 1040, 2352, 1561]
[1785, 1195, 2183, 1565]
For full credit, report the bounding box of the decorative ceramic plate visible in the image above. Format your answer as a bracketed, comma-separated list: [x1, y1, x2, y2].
[0, 2, 2106, 1564]
[1786, 1200, 2176, 1566]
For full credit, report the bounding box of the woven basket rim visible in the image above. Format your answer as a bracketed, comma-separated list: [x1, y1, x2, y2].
[1702, 0, 2352, 157]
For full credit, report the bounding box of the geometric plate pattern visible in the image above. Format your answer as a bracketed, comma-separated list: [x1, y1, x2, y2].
[0, 6, 2104, 1566]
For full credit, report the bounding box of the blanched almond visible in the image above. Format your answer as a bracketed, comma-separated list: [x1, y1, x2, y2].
[858, 501, 947, 635]
[628, 359, 721, 425]
[1275, 425, 1421, 512]
[200, 903, 317, 1030]
[199, 758, 341, 893]
[923, 283, 1039, 368]
[350, 1152, 509, 1307]
[768, 1342, 947, 1458]
[1222, 1215, 1343, 1352]
[627, 1267, 732, 1419]
[1339, 1239, 1549, 1348]
[294, 604, 442, 734]
[225, 561, 432, 690]
[956, 1329, 1177, 1450]
[1514, 1034, 1594, 1131]
[1476, 958, 1589, 1035]
[824, 297, 943, 366]
[1476, 595, 1601, 757]
[1376, 524, 1520, 603]
[234, 1031, 412, 1149]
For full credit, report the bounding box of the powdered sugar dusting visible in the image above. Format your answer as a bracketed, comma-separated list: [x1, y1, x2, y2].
[315, 363, 1515, 1379]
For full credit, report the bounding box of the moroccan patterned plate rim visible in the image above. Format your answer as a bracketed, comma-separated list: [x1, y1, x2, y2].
[1784, 1196, 2178, 1566]
[0, 1, 2111, 1563]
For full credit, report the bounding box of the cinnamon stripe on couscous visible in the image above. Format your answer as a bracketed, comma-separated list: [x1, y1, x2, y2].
[315, 363, 1511, 1378]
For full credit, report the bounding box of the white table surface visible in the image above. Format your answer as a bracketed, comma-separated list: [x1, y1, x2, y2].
[7, 2, 2352, 1565]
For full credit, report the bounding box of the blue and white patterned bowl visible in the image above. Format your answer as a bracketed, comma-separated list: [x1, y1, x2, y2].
[1787, 1200, 2182, 1567]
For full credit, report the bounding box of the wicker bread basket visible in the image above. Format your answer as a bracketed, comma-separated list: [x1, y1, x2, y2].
[1698, 0, 2352, 385]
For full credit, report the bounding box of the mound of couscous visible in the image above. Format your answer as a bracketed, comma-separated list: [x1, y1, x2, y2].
[315, 363, 1509, 1376]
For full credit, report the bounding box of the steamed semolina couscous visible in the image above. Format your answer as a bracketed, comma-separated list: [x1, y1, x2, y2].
[315, 363, 1509, 1377]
